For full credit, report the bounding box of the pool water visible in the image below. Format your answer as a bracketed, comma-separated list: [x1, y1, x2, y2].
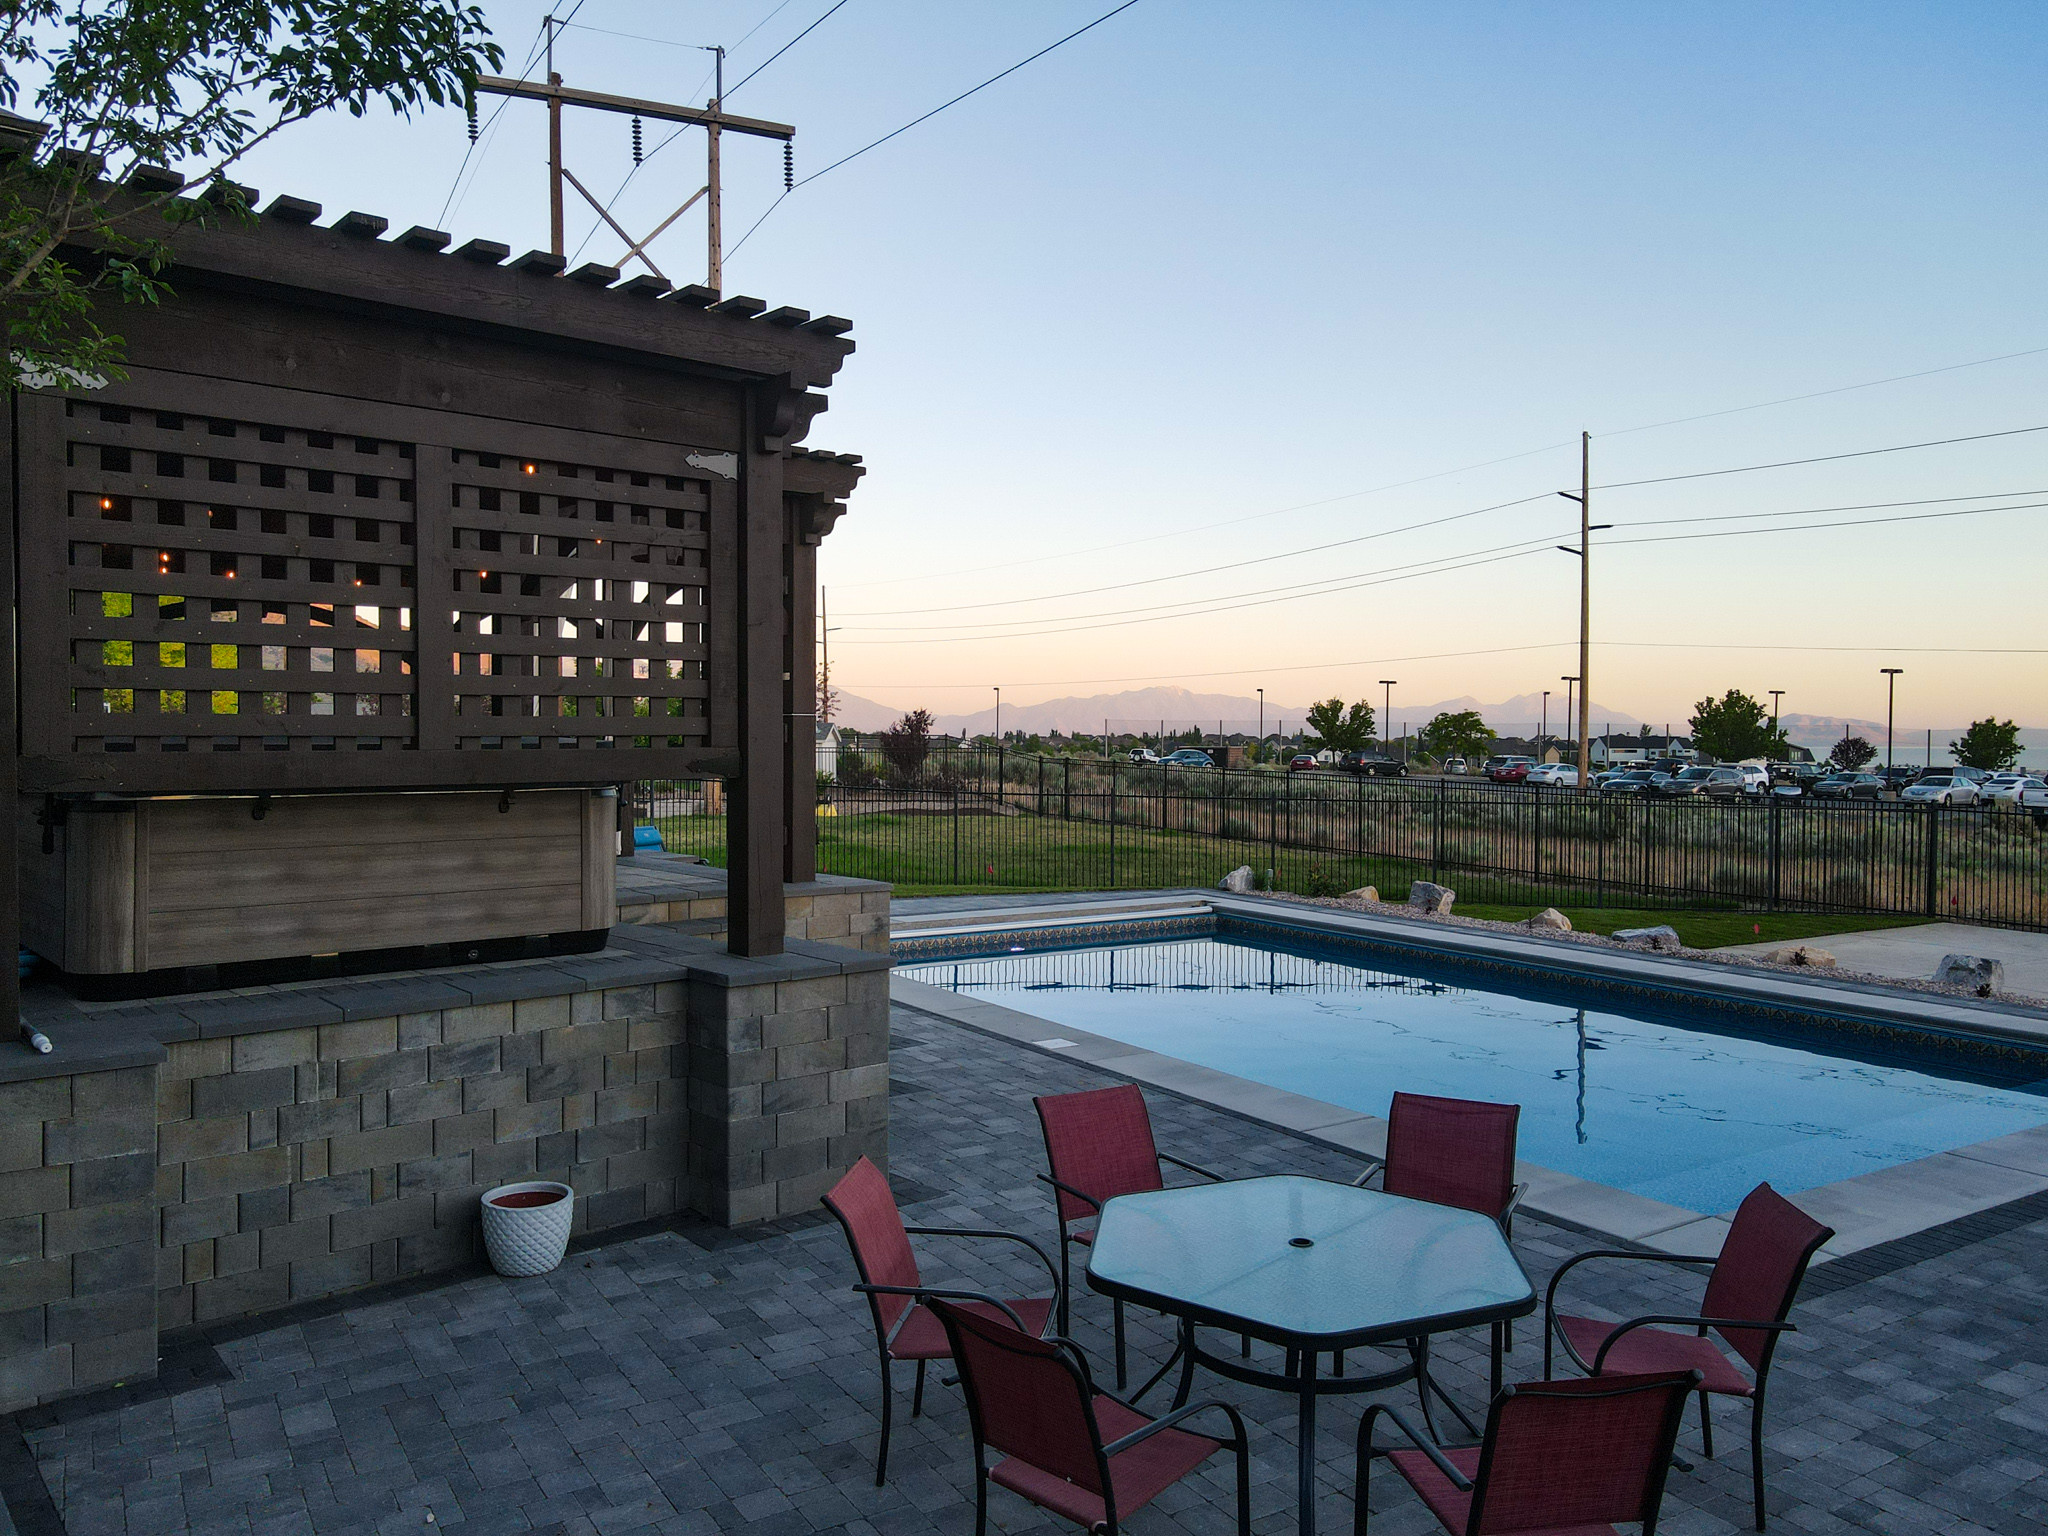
[898, 931, 2048, 1213]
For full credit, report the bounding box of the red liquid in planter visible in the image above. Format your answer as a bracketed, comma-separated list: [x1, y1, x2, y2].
[489, 1189, 567, 1209]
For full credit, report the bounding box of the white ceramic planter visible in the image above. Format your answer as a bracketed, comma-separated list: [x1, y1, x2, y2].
[480, 1181, 574, 1277]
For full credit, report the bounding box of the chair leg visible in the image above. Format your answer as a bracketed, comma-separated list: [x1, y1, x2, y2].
[974, 1466, 990, 1536]
[1242, 1331, 1251, 1359]
[1699, 1389, 1714, 1459]
[1234, 1430, 1252, 1536]
[912, 1359, 927, 1419]
[1543, 1315, 1554, 1378]
[875, 1357, 893, 1487]
[1750, 1395, 1768, 1531]
[1490, 1321, 1503, 1401]
[1114, 1298, 1128, 1389]
[1058, 1238, 1073, 1336]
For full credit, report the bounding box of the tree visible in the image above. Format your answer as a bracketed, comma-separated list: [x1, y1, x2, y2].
[1, 2, 500, 383]
[815, 659, 838, 724]
[1950, 717, 2021, 772]
[1688, 688, 1788, 763]
[1302, 698, 1376, 755]
[1829, 734, 1876, 771]
[880, 709, 934, 782]
[1418, 709, 1493, 761]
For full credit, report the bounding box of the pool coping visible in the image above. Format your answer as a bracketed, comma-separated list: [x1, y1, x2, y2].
[888, 893, 2048, 1264]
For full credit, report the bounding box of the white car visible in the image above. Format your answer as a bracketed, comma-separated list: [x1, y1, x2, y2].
[1734, 764, 1771, 795]
[2024, 779, 2048, 822]
[1525, 763, 1580, 787]
[1982, 774, 2045, 807]
[1901, 774, 1980, 807]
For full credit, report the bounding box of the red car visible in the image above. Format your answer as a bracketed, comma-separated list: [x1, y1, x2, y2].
[1485, 755, 1535, 783]
[1288, 754, 1318, 772]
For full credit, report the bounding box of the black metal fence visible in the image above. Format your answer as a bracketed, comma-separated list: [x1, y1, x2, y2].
[636, 745, 2048, 929]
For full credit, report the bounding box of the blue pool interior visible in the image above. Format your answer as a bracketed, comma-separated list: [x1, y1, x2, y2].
[895, 919, 2048, 1214]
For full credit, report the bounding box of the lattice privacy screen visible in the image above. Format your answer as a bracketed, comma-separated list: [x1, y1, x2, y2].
[39, 398, 718, 764]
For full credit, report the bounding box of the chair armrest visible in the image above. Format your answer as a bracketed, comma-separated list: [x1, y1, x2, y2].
[855, 1283, 1032, 1338]
[904, 1225, 1064, 1302]
[1102, 1398, 1247, 1457]
[1591, 1314, 1793, 1374]
[1503, 1182, 1528, 1222]
[1353, 1403, 1471, 1491]
[1159, 1152, 1225, 1183]
[1350, 1163, 1386, 1190]
[1544, 1247, 1717, 1325]
[1037, 1172, 1105, 1220]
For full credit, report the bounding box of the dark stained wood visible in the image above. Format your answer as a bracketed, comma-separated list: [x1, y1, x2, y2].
[727, 384, 790, 956]
[0, 391, 16, 1030]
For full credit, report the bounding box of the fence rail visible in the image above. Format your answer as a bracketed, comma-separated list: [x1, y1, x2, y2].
[636, 746, 2048, 930]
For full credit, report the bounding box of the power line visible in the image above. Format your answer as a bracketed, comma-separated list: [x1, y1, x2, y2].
[836, 493, 1557, 616]
[729, 0, 850, 95]
[836, 495, 2048, 643]
[726, 0, 1144, 260]
[1595, 423, 2048, 491]
[436, 16, 555, 228]
[1609, 487, 2048, 529]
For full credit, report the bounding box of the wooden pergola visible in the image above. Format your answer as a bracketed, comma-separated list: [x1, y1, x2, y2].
[1, 178, 862, 1014]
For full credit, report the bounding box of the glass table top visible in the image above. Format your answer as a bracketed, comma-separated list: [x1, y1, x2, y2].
[1085, 1175, 1535, 1344]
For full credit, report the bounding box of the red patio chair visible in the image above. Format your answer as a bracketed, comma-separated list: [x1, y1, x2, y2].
[822, 1156, 1061, 1486]
[1353, 1369, 1701, 1536]
[932, 1296, 1251, 1536]
[1347, 1092, 1527, 1388]
[1034, 1084, 1229, 1387]
[1544, 1182, 1834, 1530]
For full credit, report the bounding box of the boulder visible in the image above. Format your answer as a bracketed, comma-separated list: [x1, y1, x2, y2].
[1523, 908, 1572, 932]
[1408, 881, 1456, 915]
[1343, 885, 1380, 903]
[1934, 954, 2004, 995]
[1613, 924, 1683, 952]
[1762, 945, 1836, 968]
[1218, 865, 1256, 894]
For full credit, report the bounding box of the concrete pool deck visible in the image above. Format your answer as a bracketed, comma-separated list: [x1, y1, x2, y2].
[1721, 920, 2048, 998]
[890, 891, 2048, 1266]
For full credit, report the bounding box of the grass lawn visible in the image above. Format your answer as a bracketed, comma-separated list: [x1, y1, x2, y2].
[1451, 904, 1934, 949]
[654, 812, 1943, 946]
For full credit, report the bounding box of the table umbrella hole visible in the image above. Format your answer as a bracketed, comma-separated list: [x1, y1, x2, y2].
[1289, 1237, 1315, 1248]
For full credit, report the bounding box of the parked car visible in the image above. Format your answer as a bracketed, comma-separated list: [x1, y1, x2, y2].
[1441, 756, 1469, 776]
[1601, 770, 1671, 795]
[1288, 753, 1318, 773]
[1484, 755, 1536, 783]
[1653, 765, 1747, 799]
[1734, 764, 1770, 796]
[1161, 749, 1213, 768]
[1901, 774, 1980, 807]
[1811, 772, 1886, 801]
[1526, 763, 1581, 788]
[1884, 764, 1921, 789]
[2023, 778, 2048, 824]
[1127, 747, 1160, 765]
[1338, 750, 1406, 777]
[1982, 774, 2045, 807]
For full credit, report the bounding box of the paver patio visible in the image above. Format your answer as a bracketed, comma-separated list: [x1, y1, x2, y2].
[11, 1002, 2047, 1536]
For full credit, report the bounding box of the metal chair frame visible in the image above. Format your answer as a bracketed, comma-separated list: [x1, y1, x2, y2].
[933, 1298, 1253, 1536]
[1542, 1213, 1830, 1532]
[1353, 1369, 1701, 1536]
[823, 1174, 1062, 1486]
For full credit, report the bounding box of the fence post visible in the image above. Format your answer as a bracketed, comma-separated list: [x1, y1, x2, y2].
[1161, 762, 1169, 830]
[1768, 795, 1781, 910]
[1108, 760, 1118, 886]
[1062, 758, 1071, 821]
[951, 780, 961, 885]
[996, 744, 1004, 806]
[1433, 777, 1446, 879]
[1531, 791, 1541, 887]
[1270, 777, 1281, 882]
[1596, 796, 1606, 907]
[1924, 802, 1940, 916]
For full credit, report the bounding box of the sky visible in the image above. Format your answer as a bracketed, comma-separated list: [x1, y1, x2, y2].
[210, 2, 2048, 730]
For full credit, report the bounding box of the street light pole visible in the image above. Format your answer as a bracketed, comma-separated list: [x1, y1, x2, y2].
[1541, 690, 1550, 750]
[1881, 669, 1903, 781]
[1379, 680, 1396, 754]
[1257, 688, 1264, 748]
[993, 686, 1001, 743]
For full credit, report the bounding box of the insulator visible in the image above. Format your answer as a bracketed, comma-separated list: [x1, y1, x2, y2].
[783, 141, 793, 189]
[631, 115, 643, 165]
[465, 100, 478, 143]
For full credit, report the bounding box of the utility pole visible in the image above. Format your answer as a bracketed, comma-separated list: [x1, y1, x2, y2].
[1541, 690, 1549, 751]
[1882, 668, 1904, 782]
[1379, 680, 1396, 754]
[818, 585, 829, 724]
[1257, 688, 1264, 748]
[1561, 676, 1578, 760]
[1555, 434, 1605, 791]
[478, 49, 791, 288]
[992, 686, 1001, 742]
[1769, 689, 1785, 736]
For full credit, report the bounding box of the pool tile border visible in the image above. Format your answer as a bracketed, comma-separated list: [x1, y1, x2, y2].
[890, 896, 2048, 1262]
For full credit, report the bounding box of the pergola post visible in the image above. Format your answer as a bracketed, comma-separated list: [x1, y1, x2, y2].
[728, 381, 795, 955]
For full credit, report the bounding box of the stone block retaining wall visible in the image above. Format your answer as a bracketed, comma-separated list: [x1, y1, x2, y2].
[1, 916, 891, 1413]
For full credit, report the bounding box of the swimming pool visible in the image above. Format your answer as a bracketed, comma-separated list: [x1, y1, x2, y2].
[896, 921, 2048, 1213]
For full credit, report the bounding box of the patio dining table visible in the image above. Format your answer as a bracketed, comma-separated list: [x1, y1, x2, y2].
[1085, 1174, 1535, 1536]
